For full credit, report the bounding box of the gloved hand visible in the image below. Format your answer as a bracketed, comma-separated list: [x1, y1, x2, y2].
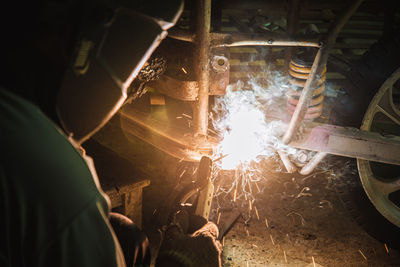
[109, 212, 151, 267]
[155, 210, 222, 267]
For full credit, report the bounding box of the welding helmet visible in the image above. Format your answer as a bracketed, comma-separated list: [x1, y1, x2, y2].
[56, 0, 183, 144]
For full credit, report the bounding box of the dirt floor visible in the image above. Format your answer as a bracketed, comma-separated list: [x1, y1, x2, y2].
[84, 4, 400, 266]
[92, 116, 400, 267]
[215, 159, 400, 267]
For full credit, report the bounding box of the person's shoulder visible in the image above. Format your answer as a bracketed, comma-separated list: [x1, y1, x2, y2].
[0, 88, 105, 226]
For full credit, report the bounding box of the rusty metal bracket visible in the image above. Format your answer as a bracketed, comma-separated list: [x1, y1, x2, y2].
[120, 103, 216, 162]
[120, 102, 400, 166]
[148, 75, 199, 101]
[147, 47, 229, 101]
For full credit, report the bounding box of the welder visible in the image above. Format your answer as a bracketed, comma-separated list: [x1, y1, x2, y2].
[0, 0, 221, 266]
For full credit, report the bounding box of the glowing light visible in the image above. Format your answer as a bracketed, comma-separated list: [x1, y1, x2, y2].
[212, 77, 296, 170]
[218, 103, 269, 169]
[210, 70, 306, 216]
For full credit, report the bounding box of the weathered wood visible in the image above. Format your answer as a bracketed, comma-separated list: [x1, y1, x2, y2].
[285, 0, 302, 69]
[220, 0, 387, 14]
[83, 139, 151, 227]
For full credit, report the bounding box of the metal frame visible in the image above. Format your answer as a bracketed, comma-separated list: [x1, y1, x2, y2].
[174, 0, 365, 140]
[193, 0, 212, 136]
[121, 0, 400, 171]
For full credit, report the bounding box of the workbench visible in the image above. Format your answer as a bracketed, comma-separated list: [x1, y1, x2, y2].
[83, 139, 150, 228]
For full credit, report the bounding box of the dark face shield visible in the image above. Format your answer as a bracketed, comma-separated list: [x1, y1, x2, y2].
[57, 8, 173, 144]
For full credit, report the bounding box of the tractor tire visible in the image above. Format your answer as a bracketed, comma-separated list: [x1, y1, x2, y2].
[330, 28, 400, 249]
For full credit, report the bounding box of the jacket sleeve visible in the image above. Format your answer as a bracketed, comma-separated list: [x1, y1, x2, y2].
[37, 200, 126, 267]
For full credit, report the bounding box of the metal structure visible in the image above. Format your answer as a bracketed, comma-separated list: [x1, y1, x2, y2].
[287, 60, 326, 120]
[357, 68, 400, 227]
[120, 0, 400, 170]
[113, 0, 400, 230]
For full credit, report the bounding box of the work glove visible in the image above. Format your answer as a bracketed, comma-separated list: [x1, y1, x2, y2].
[109, 212, 151, 267]
[155, 210, 222, 267]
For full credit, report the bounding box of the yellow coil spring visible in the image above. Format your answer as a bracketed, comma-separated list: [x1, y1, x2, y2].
[287, 60, 326, 120]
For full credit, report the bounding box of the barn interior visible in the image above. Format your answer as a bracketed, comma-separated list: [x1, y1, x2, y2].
[78, 0, 400, 266]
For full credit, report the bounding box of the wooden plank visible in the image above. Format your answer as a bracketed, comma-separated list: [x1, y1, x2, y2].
[220, 0, 388, 13]
[299, 22, 383, 30]
[326, 72, 346, 80]
[334, 42, 374, 49]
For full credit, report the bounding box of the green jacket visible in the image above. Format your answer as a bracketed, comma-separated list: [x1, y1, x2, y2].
[0, 89, 125, 267]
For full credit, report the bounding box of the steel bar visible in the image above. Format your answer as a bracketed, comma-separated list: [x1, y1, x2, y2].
[193, 0, 212, 136]
[168, 27, 196, 42]
[282, 46, 324, 144]
[282, 0, 365, 145]
[168, 30, 322, 48]
[211, 32, 321, 48]
[277, 150, 297, 173]
[228, 15, 264, 56]
[278, 46, 324, 172]
[299, 152, 328, 175]
[218, 40, 320, 48]
[289, 123, 400, 166]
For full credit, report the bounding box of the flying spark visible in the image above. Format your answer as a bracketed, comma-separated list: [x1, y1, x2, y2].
[212, 76, 296, 170]
[210, 69, 306, 216]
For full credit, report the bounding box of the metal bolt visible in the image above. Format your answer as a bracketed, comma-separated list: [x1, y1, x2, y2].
[297, 152, 308, 163]
[211, 55, 229, 72]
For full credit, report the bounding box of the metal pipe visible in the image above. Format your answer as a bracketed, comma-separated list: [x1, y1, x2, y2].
[282, 46, 324, 144]
[168, 28, 196, 42]
[193, 0, 212, 136]
[219, 40, 321, 48]
[211, 32, 321, 48]
[277, 151, 297, 173]
[299, 152, 327, 175]
[282, 0, 365, 145]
